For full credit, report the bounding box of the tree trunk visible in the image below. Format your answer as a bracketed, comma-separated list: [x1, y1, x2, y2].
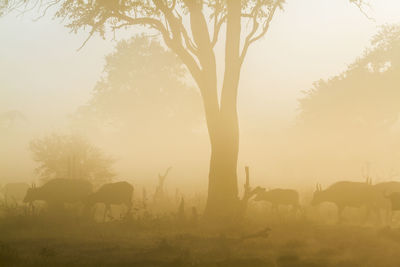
[204, 111, 240, 222]
[171, 0, 242, 223]
[203, 0, 242, 223]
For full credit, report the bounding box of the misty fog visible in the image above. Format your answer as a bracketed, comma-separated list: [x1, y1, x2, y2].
[1, 1, 400, 266]
[1, 0, 400, 193]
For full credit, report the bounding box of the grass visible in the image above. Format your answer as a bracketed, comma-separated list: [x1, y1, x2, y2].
[1, 211, 400, 267]
[1, 199, 400, 267]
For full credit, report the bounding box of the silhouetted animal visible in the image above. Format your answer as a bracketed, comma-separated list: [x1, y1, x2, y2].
[85, 181, 133, 221]
[23, 179, 92, 208]
[1, 182, 29, 204]
[374, 181, 400, 195]
[253, 188, 300, 212]
[373, 181, 400, 222]
[311, 181, 383, 222]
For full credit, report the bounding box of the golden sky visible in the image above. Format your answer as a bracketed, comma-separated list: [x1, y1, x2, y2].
[0, 0, 399, 130]
[1, 0, 400, 188]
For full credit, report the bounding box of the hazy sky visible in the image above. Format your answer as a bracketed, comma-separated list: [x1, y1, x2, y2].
[1, 0, 400, 189]
[1, 0, 399, 132]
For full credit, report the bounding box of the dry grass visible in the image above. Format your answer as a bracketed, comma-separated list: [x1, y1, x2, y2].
[1, 209, 400, 267]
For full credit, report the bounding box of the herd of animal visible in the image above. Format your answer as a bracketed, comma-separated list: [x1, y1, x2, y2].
[0, 179, 133, 220]
[247, 180, 400, 224]
[2, 178, 400, 224]
[311, 181, 400, 223]
[252, 180, 400, 223]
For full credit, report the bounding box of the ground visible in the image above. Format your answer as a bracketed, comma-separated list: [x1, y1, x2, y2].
[1, 213, 400, 267]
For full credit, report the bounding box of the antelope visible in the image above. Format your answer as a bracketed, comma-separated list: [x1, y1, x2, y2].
[253, 187, 300, 213]
[311, 181, 384, 223]
[23, 179, 92, 210]
[84, 181, 133, 221]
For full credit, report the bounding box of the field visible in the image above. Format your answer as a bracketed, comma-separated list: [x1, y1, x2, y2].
[1, 206, 400, 267]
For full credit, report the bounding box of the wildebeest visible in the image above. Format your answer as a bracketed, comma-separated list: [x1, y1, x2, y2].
[311, 181, 384, 223]
[253, 187, 300, 213]
[1, 182, 30, 204]
[23, 179, 93, 210]
[84, 181, 133, 221]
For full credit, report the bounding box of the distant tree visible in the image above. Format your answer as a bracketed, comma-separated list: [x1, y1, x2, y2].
[0, 110, 26, 129]
[30, 134, 115, 186]
[4, 0, 369, 222]
[0, 1, 7, 16]
[298, 24, 400, 132]
[72, 36, 202, 135]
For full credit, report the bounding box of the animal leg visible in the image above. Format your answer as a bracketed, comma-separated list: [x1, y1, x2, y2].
[386, 208, 393, 226]
[392, 210, 399, 226]
[271, 204, 278, 217]
[337, 205, 344, 224]
[30, 202, 35, 215]
[363, 206, 379, 225]
[374, 207, 382, 226]
[273, 204, 282, 220]
[294, 204, 304, 219]
[125, 202, 132, 219]
[292, 204, 299, 214]
[107, 205, 114, 220]
[11, 197, 18, 208]
[103, 204, 109, 222]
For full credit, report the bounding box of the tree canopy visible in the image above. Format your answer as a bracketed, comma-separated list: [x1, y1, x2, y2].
[30, 134, 115, 185]
[4, 0, 287, 95]
[72, 35, 202, 135]
[298, 24, 400, 132]
[0, 110, 26, 130]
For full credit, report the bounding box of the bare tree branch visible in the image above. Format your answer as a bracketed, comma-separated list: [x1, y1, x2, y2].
[210, 0, 226, 47]
[150, 1, 203, 84]
[240, 1, 280, 66]
[351, 0, 375, 22]
[174, 11, 199, 57]
[32, 0, 61, 21]
[211, 14, 226, 47]
[77, 14, 108, 51]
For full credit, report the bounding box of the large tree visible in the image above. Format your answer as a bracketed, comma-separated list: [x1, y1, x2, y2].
[72, 35, 202, 136]
[30, 134, 115, 186]
[298, 24, 400, 132]
[0, 110, 26, 129]
[4, 0, 368, 223]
